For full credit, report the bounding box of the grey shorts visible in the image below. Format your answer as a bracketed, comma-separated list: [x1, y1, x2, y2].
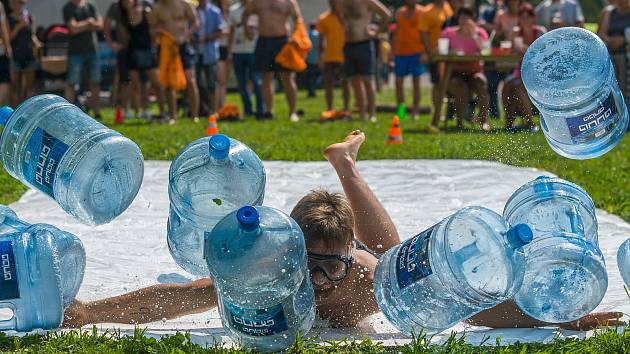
[343, 40, 375, 77]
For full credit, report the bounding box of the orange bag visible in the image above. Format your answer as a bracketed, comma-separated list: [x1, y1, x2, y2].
[158, 31, 186, 91]
[275, 20, 312, 72]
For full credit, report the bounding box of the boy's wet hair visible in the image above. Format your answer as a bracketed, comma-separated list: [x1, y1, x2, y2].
[291, 189, 354, 249]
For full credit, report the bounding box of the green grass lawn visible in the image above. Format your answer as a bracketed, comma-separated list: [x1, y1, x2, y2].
[2, 326, 630, 353]
[1, 89, 630, 352]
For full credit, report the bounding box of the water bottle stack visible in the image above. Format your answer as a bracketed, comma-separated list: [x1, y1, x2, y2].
[0, 94, 135, 331]
[167, 134, 266, 276]
[374, 206, 532, 334]
[205, 206, 315, 352]
[0, 205, 85, 331]
[504, 176, 608, 323]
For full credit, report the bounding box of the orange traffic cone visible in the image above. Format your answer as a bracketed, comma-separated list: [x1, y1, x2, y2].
[206, 114, 219, 136]
[386, 115, 403, 145]
[114, 106, 124, 124]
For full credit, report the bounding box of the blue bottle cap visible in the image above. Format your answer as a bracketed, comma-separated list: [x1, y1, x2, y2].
[209, 134, 230, 159]
[237, 206, 260, 231]
[507, 223, 533, 249]
[0, 106, 13, 125]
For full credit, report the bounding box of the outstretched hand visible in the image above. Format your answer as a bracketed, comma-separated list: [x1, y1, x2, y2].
[559, 312, 625, 331]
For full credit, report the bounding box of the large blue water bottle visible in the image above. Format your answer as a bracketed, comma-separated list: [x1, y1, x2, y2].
[0, 228, 63, 331]
[374, 206, 532, 335]
[167, 134, 265, 276]
[0, 95, 144, 225]
[504, 176, 608, 323]
[618, 238, 630, 288]
[205, 206, 315, 352]
[0, 205, 86, 310]
[522, 27, 628, 159]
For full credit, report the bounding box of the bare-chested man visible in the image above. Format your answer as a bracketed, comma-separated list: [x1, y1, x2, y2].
[151, 0, 200, 124]
[242, 0, 302, 122]
[338, 0, 391, 122]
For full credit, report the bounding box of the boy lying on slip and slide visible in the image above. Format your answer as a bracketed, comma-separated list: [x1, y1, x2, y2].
[62, 131, 623, 331]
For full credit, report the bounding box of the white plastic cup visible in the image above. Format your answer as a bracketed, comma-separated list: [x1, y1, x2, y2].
[438, 38, 450, 55]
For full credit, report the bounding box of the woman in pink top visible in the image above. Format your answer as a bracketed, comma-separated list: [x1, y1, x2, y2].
[501, 3, 546, 131]
[440, 7, 490, 131]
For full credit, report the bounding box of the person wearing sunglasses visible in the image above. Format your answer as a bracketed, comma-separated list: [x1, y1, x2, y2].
[61, 131, 623, 331]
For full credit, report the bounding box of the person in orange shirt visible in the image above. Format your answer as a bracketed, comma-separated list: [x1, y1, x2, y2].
[418, 0, 453, 132]
[316, 0, 351, 120]
[393, 0, 425, 120]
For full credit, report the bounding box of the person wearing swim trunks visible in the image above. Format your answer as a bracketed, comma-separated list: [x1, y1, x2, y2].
[316, 0, 351, 120]
[242, 0, 302, 122]
[337, 0, 391, 122]
[151, 0, 200, 124]
[393, 0, 426, 121]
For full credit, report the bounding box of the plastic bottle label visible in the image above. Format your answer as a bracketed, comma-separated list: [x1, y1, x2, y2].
[396, 225, 434, 290]
[0, 241, 19, 300]
[566, 92, 618, 143]
[224, 300, 288, 336]
[23, 128, 69, 198]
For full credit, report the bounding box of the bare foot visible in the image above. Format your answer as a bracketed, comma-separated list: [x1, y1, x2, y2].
[324, 130, 365, 167]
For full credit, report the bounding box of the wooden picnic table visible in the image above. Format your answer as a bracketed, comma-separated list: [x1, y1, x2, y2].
[430, 54, 523, 127]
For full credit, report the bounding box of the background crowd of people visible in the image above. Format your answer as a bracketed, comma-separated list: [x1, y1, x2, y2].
[0, 0, 625, 132]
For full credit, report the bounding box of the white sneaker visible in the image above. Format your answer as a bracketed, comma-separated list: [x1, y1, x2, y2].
[369, 115, 377, 123]
[289, 113, 299, 122]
